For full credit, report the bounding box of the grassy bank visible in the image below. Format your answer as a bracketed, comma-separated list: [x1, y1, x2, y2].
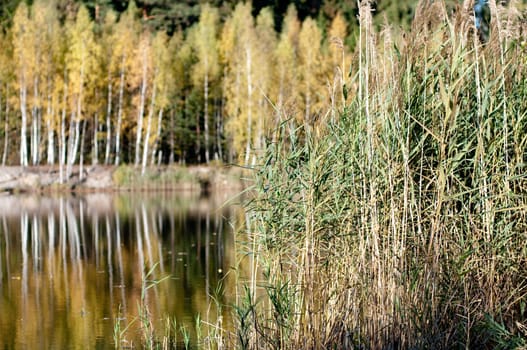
[238, 2, 527, 349]
[107, 165, 247, 192]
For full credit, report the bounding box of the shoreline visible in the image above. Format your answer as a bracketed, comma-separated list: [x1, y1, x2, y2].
[0, 164, 249, 194]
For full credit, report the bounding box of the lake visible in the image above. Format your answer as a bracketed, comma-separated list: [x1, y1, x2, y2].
[0, 191, 243, 349]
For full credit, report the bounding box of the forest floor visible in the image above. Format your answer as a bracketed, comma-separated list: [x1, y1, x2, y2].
[0, 164, 249, 194]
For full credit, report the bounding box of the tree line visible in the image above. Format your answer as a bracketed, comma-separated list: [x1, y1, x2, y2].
[0, 0, 354, 175]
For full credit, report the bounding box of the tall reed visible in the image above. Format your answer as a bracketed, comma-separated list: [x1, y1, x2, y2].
[239, 0, 527, 348]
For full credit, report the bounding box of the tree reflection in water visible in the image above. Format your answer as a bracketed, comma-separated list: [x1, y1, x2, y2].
[0, 192, 241, 348]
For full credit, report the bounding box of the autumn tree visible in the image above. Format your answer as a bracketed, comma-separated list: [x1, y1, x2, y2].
[64, 4, 98, 177]
[113, 1, 140, 165]
[220, 3, 258, 165]
[191, 4, 220, 164]
[30, 0, 62, 165]
[0, 31, 14, 165]
[131, 30, 152, 166]
[99, 10, 117, 165]
[169, 30, 196, 163]
[12, 2, 30, 166]
[141, 31, 173, 174]
[253, 8, 276, 154]
[327, 11, 349, 112]
[298, 17, 325, 124]
[273, 5, 300, 127]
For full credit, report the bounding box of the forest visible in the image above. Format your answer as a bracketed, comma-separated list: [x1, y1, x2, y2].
[0, 0, 472, 174]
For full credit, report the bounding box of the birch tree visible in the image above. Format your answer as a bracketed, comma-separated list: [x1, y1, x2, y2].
[132, 30, 152, 166]
[32, 0, 61, 165]
[221, 3, 257, 165]
[191, 4, 220, 164]
[328, 12, 349, 111]
[64, 5, 97, 178]
[253, 8, 276, 156]
[141, 31, 169, 174]
[12, 3, 31, 166]
[100, 10, 117, 165]
[0, 32, 13, 165]
[113, 1, 139, 165]
[298, 17, 324, 125]
[274, 5, 300, 133]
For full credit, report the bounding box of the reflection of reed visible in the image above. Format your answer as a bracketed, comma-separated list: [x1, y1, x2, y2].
[0, 194, 240, 348]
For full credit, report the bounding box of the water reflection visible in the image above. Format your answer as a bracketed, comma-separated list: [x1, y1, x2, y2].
[0, 192, 240, 349]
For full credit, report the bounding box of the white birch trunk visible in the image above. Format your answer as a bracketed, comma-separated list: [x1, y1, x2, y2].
[216, 97, 223, 160]
[66, 112, 76, 179]
[68, 50, 86, 178]
[80, 120, 86, 180]
[93, 113, 98, 165]
[244, 47, 252, 167]
[150, 108, 163, 166]
[204, 70, 210, 163]
[104, 79, 112, 165]
[141, 83, 156, 175]
[59, 74, 67, 184]
[134, 49, 148, 166]
[169, 110, 174, 164]
[46, 119, 54, 165]
[31, 77, 39, 165]
[20, 78, 28, 167]
[46, 90, 54, 164]
[114, 56, 125, 166]
[2, 90, 9, 166]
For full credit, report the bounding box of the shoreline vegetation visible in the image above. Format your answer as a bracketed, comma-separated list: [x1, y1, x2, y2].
[0, 164, 248, 194]
[0, 0, 526, 349]
[233, 3, 527, 350]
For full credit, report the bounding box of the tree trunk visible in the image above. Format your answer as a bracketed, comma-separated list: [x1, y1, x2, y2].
[244, 47, 252, 167]
[204, 72, 210, 163]
[2, 89, 9, 166]
[104, 78, 112, 165]
[20, 79, 28, 167]
[151, 108, 163, 166]
[141, 81, 156, 175]
[46, 119, 54, 165]
[196, 111, 201, 163]
[46, 90, 54, 164]
[80, 120, 86, 180]
[114, 55, 125, 166]
[93, 112, 98, 165]
[134, 49, 148, 166]
[31, 77, 39, 165]
[216, 98, 223, 161]
[59, 73, 67, 184]
[169, 109, 174, 164]
[66, 112, 76, 180]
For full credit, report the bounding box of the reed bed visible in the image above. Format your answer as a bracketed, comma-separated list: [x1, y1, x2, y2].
[239, 0, 527, 348]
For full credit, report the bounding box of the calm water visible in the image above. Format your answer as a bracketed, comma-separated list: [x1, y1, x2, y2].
[0, 192, 242, 349]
